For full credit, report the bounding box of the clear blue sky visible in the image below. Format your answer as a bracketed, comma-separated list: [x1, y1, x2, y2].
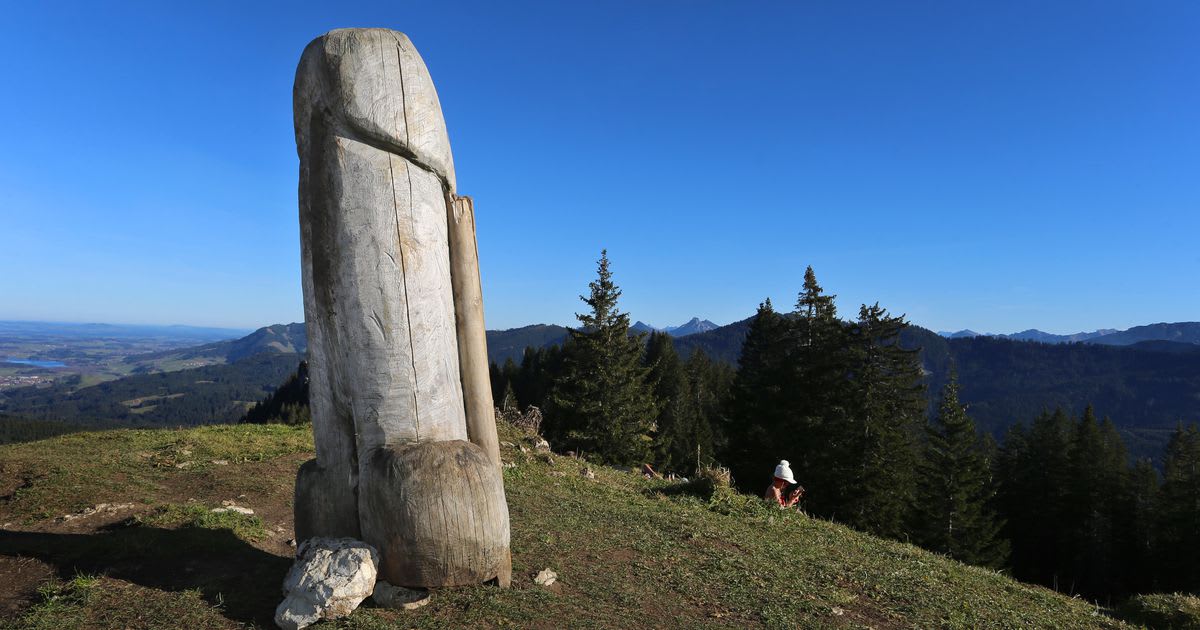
[2, 1, 1197, 333]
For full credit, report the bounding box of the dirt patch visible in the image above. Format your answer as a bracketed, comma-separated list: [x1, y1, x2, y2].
[154, 452, 307, 555]
[688, 533, 743, 554]
[0, 522, 291, 627]
[0, 555, 53, 618]
[830, 576, 904, 629]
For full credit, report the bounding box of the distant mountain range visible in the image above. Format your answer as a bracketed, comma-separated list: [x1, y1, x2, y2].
[10, 317, 1200, 461]
[123, 323, 307, 367]
[631, 317, 720, 337]
[936, 323, 1200, 346]
[1089, 322, 1200, 346]
[122, 319, 723, 368]
[938, 328, 1118, 343]
[159, 320, 1200, 369]
[671, 319, 1200, 460]
[0, 320, 250, 344]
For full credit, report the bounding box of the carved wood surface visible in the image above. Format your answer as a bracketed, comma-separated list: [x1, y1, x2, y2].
[293, 28, 510, 588]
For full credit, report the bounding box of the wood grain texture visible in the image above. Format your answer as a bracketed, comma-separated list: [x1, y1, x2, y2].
[295, 458, 362, 542]
[360, 441, 511, 587]
[293, 27, 510, 587]
[448, 195, 502, 468]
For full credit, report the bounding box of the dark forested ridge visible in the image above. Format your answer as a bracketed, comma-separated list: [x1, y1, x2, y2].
[485, 324, 570, 364]
[13, 312, 1198, 460]
[637, 317, 1200, 460]
[0, 353, 302, 428]
[927, 335, 1200, 459]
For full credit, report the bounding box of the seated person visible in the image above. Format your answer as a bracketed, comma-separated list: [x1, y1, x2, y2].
[764, 460, 805, 508]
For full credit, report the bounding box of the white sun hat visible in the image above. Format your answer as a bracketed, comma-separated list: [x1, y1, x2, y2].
[773, 460, 797, 484]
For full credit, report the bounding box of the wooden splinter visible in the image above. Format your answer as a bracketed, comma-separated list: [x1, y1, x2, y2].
[448, 195, 502, 469]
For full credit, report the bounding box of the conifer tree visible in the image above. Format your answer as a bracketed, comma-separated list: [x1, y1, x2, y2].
[1063, 407, 1129, 597]
[834, 303, 925, 539]
[914, 376, 1008, 567]
[1000, 408, 1074, 586]
[515, 345, 559, 409]
[795, 265, 838, 332]
[240, 361, 311, 425]
[789, 267, 851, 513]
[995, 421, 1032, 562]
[488, 361, 506, 408]
[500, 356, 519, 402]
[644, 331, 692, 471]
[682, 349, 728, 471]
[1121, 458, 1160, 595]
[725, 299, 792, 488]
[546, 250, 656, 465]
[1157, 423, 1200, 593]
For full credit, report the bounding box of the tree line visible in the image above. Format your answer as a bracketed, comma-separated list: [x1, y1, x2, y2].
[487, 251, 1200, 601]
[235, 249, 1197, 601]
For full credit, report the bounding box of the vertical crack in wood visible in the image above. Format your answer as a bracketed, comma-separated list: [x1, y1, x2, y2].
[397, 159, 421, 439]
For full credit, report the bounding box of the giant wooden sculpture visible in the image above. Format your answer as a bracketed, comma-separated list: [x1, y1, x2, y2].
[292, 28, 510, 588]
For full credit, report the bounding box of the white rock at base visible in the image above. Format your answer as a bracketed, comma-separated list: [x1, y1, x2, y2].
[274, 537, 379, 630]
[534, 568, 557, 586]
[372, 581, 431, 610]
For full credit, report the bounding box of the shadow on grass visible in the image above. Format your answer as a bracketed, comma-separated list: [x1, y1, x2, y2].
[0, 523, 290, 626]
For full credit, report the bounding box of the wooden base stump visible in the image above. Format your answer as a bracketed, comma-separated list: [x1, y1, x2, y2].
[359, 440, 511, 587]
[295, 459, 361, 542]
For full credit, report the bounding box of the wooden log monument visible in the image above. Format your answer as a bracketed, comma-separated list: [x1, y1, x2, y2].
[292, 28, 510, 588]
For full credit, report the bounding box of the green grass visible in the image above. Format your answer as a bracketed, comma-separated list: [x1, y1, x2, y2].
[0, 423, 312, 523]
[138, 504, 269, 542]
[1117, 593, 1200, 629]
[0, 422, 1162, 629]
[2, 574, 100, 630]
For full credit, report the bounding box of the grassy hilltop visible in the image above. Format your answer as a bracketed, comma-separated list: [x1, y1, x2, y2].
[0, 422, 1181, 629]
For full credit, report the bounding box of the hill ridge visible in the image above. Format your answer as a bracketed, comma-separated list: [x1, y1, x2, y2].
[0, 422, 1140, 628]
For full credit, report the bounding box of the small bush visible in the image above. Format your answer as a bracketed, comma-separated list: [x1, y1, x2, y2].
[497, 405, 543, 435]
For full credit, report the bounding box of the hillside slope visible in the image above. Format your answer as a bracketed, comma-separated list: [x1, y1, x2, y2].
[0, 424, 1138, 629]
[124, 323, 307, 368]
[0, 353, 302, 429]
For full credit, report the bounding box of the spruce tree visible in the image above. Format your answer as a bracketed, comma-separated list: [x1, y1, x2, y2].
[682, 349, 727, 471]
[515, 345, 558, 409]
[1008, 408, 1074, 587]
[1063, 407, 1129, 597]
[488, 361, 506, 408]
[644, 331, 692, 471]
[1157, 423, 1200, 593]
[995, 422, 1034, 573]
[915, 376, 1008, 567]
[546, 250, 656, 465]
[1121, 458, 1159, 595]
[789, 266, 851, 514]
[500, 357, 519, 405]
[835, 303, 925, 539]
[725, 299, 792, 488]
